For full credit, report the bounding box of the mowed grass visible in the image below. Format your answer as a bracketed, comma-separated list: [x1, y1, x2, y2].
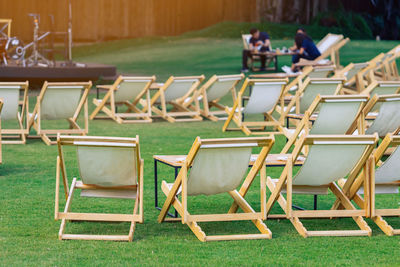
[1, 34, 400, 266]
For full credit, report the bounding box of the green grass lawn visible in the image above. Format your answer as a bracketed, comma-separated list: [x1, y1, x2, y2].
[1, 32, 400, 266]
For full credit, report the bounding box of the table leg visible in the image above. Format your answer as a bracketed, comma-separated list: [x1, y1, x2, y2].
[314, 195, 318, 210]
[174, 167, 179, 218]
[96, 87, 99, 99]
[274, 56, 278, 71]
[154, 159, 158, 208]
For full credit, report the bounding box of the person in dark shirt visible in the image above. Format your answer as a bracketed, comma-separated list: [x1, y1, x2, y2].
[284, 29, 321, 73]
[241, 28, 271, 72]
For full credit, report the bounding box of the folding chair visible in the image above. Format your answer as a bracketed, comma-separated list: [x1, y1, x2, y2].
[283, 78, 344, 126]
[361, 80, 400, 96]
[90, 75, 155, 123]
[382, 53, 400, 80]
[334, 134, 400, 236]
[281, 95, 369, 154]
[184, 74, 244, 121]
[158, 136, 274, 242]
[222, 78, 288, 135]
[242, 34, 275, 71]
[264, 134, 377, 237]
[297, 34, 348, 68]
[145, 75, 204, 122]
[347, 94, 400, 138]
[0, 81, 29, 144]
[28, 81, 92, 145]
[55, 135, 143, 241]
[316, 33, 344, 57]
[307, 65, 335, 78]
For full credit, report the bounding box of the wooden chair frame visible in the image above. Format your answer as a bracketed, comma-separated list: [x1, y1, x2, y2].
[334, 134, 400, 236]
[145, 75, 204, 123]
[360, 80, 400, 96]
[262, 134, 377, 237]
[90, 75, 155, 123]
[334, 59, 382, 95]
[222, 78, 288, 136]
[296, 34, 347, 68]
[158, 136, 274, 242]
[55, 135, 144, 242]
[281, 94, 369, 154]
[0, 81, 29, 144]
[28, 81, 92, 145]
[185, 74, 244, 121]
[282, 77, 344, 126]
[346, 94, 400, 138]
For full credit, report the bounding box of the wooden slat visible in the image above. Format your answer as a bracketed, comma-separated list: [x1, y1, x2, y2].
[61, 234, 130, 241]
[307, 230, 369, 237]
[205, 234, 270, 241]
[292, 210, 364, 218]
[188, 213, 261, 222]
[58, 212, 140, 222]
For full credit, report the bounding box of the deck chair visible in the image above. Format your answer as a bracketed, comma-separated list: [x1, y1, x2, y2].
[335, 62, 372, 94]
[0, 81, 29, 144]
[307, 65, 335, 78]
[361, 80, 400, 96]
[222, 78, 288, 136]
[242, 34, 275, 71]
[298, 34, 349, 68]
[55, 135, 143, 241]
[264, 134, 377, 237]
[347, 94, 400, 138]
[281, 95, 369, 154]
[333, 134, 400, 236]
[184, 74, 244, 121]
[282, 78, 343, 126]
[28, 81, 92, 145]
[145, 75, 204, 122]
[157, 136, 274, 242]
[382, 53, 400, 80]
[90, 75, 155, 123]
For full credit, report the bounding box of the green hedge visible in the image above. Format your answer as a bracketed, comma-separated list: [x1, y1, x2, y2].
[181, 20, 374, 40]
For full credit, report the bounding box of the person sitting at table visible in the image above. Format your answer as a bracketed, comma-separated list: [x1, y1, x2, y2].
[282, 30, 321, 74]
[241, 28, 271, 73]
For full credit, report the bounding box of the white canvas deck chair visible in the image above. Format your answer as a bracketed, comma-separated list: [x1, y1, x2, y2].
[333, 134, 400, 236]
[90, 75, 155, 123]
[0, 81, 29, 144]
[297, 34, 348, 67]
[282, 78, 343, 126]
[334, 61, 375, 94]
[381, 52, 400, 80]
[265, 134, 377, 237]
[28, 81, 92, 145]
[146, 75, 204, 122]
[307, 65, 335, 78]
[157, 136, 274, 242]
[55, 135, 143, 242]
[222, 78, 288, 136]
[185, 74, 244, 121]
[361, 80, 400, 96]
[317, 34, 349, 67]
[281, 95, 369, 154]
[242, 34, 275, 71]
[373, 51, 398, 80]
[347, 94, 400, 139]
